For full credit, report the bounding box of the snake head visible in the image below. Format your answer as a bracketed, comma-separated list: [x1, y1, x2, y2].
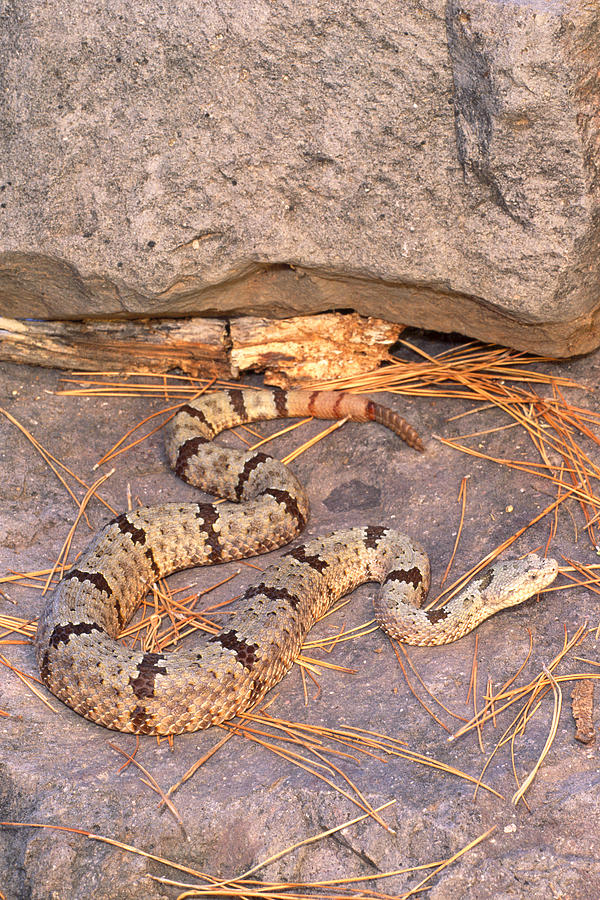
[479, 554, 559, 612]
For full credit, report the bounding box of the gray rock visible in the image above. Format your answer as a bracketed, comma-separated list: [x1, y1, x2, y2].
[1, 1, 600, 355]
[1, 338, 600, 897]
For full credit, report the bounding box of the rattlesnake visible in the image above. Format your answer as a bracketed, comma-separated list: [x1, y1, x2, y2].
[34, 388, 558, 735]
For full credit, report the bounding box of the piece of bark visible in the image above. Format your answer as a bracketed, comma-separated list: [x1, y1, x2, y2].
[0, 316, 230, 378]
[572, 680, 595, 745]
[230, 313, 403, 387]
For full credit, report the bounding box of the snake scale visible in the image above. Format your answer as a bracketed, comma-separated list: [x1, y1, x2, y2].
[35, 388, 558, 735]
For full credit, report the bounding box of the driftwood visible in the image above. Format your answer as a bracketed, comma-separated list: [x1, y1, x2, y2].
[0, 316, 229, 379]
[0, 312, 403, 385]
[230, 313, 402, 387]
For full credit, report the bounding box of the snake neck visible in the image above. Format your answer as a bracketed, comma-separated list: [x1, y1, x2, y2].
[378, 555, 559, 647]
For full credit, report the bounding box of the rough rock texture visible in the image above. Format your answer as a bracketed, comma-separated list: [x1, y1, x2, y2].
[1, 332, 600, 897]
[1, 1, 600, 356]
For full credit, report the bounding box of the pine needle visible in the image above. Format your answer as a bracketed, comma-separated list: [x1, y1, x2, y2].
[512, 666, 562, 806]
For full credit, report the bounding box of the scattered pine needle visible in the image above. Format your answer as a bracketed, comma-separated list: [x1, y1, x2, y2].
[467, 635, 485, 753]
[440, 476, 469, 587]
[1, 812, 496, 900]
[282, 417, 350, 465]
[233, 712, 504, 801]
[431, 485, 581, 609]
[390, 642, 463, 732]
[5, 340, 600, 832]
[108, 742, 184, 827]
[163, 732, 237, 804]
[512, 666, 562, 807]
[0, 615, 37, 642]
[452, 624, 588, 744]
[247, 417, 314, 451]
[0, 407, 116, 521]
[94, 379, 216, 468]
[41, 469, 115, 593]
[56, 373, 247, 399]
[0, 654, 60, 715]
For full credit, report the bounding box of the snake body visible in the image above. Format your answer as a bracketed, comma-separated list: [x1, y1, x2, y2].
[34, 388, 558, 735]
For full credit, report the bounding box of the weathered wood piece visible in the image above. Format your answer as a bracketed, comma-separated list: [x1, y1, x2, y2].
[572, 680, 595, 745]
[0, 312, 403, 385]
[230, 313, 402, 387]
[0, 316, 230, 378]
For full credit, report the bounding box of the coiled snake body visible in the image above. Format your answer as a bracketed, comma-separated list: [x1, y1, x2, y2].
[35, 388, 558, 735]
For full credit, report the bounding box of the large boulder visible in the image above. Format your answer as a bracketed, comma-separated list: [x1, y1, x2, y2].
[1, 0, 599, 356]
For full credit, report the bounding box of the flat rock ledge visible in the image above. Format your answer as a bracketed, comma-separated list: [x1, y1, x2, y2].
[1, 0, 600, 357]
[1, 346, 600, 899]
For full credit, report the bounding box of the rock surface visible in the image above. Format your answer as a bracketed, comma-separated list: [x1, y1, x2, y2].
[1, 332, 599, 898]
[1, 1, 600, 356]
